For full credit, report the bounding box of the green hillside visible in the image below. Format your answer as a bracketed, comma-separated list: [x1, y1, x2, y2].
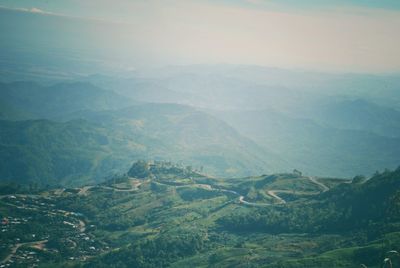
[0, 81, 135, 120]
[1, 163, 399, 267]
[0, 119, 133, 186]
[1, 2, 399, 267]
[217, 108, 400, 177]
[0, 104, 288, 186]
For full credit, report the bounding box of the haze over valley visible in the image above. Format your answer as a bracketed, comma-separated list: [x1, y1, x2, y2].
[0, 1, 400, 267]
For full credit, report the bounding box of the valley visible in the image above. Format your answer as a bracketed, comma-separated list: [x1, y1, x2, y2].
[1, 69, 399, 268]
[1, 2, 399, 267]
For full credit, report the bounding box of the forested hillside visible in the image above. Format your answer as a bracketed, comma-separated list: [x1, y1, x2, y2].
[1, 162, 399, 267]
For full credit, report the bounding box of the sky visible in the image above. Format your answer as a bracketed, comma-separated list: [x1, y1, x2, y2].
[0, 0, 400, 73]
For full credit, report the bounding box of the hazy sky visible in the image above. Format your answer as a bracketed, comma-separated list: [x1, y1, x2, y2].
[1, 0, 400, 73]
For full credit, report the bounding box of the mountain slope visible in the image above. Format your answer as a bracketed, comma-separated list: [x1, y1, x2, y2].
[1, 162, 399, 268]
[216, 108, 400, 177]
[0, 81, 135, 120]
[0, 104, 288, 186]
[308, 99, 400, 138]
[67, 103, 289, 178]
[0, 119, 133, 186]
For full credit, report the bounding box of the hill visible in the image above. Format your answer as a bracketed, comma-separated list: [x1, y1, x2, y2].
[0, 104, 287, 186]
[216, 107, 400, 177]
[0, 81, 135, 120]
[2, 76, 400, 180]
[79, 67, 400, 179]
[0, 163, 399, 267]
[307, 99, 400, 138]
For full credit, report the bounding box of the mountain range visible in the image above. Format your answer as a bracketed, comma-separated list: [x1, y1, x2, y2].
[1, 66, 400, 185]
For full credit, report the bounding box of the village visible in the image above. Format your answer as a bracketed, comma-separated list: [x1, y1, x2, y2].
[0, 193, 108, 267]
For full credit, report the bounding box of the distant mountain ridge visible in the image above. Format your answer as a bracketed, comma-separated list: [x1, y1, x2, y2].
[309, 98, 400, 138]
[0, 103, 288, 186]
[1, 74, 400, 185]
[0, 81, 135, 120]
[217, 108, 400, 177]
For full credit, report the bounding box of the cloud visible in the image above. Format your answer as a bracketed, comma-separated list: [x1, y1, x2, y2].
[29, 7, 45, 14]
[1, 1, 399, 72]
[26, 7, 54, 15]
[0, 6, 52, 15]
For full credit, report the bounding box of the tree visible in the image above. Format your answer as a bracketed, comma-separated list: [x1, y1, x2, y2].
[127, 160, 151, 179]
[293, 169, 302, 176]
[352, 175, 366, 184]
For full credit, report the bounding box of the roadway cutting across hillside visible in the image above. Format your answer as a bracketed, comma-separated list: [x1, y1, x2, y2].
[69, 173, 336, 207]
[308, 176, 329, 192]
[151, 175, 332, 207]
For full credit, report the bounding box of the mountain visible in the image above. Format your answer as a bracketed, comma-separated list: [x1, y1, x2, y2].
[0, 119, 132, 186]
[83, 74, 197, 106]
[71, 103, 288, 174]
[217, 168, 400, 267]
[0, 103, 288, 186]
[0, 81, 135, 120]
[78, 68, 400, 179]
[1, 163, 399, 268]
[2, 76, 399, 181]
[85, 71, 322, 111]
[116, 65, 400, 111]
[215, 107, 400, 177]
[307, 98, 400, 138]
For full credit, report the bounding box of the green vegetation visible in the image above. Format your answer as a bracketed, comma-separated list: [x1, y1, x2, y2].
[3, 77, 400, 182]
[2, 10, 400, 268]
[0, 101, 287, 186]
[1, 162, 399, 267]
[218, 108, 400, 178]
[0, 81, 134, 120]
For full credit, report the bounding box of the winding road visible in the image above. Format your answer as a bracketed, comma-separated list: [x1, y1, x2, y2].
[2, 176, 331, 211]
[227, 176, 330, 206]
[153, 176, 330, 207]
[266, 190, 287, 204]
[74, 175, 331, 207]
[308, 176, 329, 192]
[78, 180, 142, 196]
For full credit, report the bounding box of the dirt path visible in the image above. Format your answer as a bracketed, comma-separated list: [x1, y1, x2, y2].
[78, 182, 142, 196]
[77, 176, 331, 207]
[308, 176, 329, 192]
[261, 177, 330, 204]
[267, 190, 287, 204]
[238, 196, 271, 206]
[156, 179, 289, 206]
